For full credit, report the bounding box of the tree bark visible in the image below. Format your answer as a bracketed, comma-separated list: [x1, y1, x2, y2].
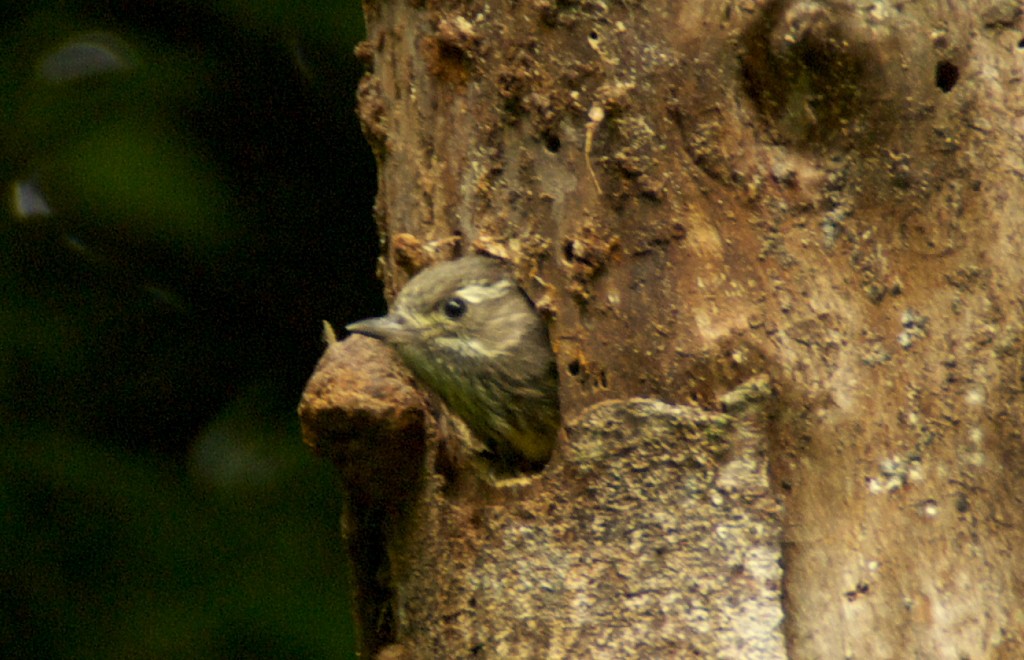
[300, 0, 1024, 656]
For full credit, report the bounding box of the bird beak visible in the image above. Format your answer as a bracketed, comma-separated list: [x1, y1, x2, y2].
[346, 314, 412, 343]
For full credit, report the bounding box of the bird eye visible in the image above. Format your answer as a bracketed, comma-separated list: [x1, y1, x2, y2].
[442, 296, 467, 319]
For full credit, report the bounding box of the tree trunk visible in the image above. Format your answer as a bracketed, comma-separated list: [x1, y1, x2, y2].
[300, 0, 1024, 656]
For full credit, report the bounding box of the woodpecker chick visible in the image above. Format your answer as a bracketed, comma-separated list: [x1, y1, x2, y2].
[346, 255, 559, 468]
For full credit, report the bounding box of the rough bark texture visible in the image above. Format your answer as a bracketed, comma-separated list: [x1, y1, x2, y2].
[302, 0, 1024, 656]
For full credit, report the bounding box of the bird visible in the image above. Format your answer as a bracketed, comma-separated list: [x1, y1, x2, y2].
[346, 255, 559, 469]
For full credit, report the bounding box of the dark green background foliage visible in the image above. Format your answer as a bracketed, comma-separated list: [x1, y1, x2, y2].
[1, 1, 379, 656]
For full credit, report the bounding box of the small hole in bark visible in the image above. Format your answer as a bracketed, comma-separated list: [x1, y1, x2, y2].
[543, 133, 561, 153]
[935, 60, 959, 92]
[567, 359, 581, 376]
[1017, 37, 1024, 49]
[562, 239, 575, 262]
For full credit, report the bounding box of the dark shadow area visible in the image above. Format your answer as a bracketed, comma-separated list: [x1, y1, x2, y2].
[0, 1, 379, 656]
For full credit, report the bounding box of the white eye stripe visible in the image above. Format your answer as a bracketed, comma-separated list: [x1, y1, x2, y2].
[454, 280, 515, 304]
[436, 335, 498, 357]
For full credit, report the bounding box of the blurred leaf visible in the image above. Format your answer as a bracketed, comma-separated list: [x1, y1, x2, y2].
[10, 179, 52, 218]
[57, 122, 233, 250]
[36, 32, 135, 82]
